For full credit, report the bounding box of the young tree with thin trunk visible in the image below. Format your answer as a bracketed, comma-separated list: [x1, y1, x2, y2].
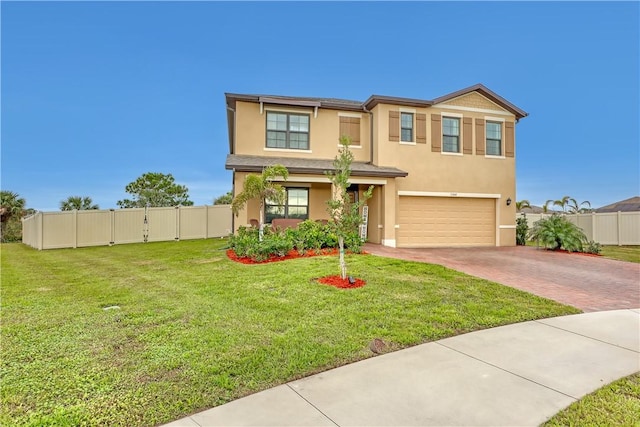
[231, 165, 289, 241]
[325, 137, 373, 280]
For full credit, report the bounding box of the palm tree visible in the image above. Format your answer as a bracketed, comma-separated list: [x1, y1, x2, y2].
[231, 165, 289, 241]
[567, 198, 591, 214]
[515, 199, 531, 211]
[60, 196, 99, 211]
[1, 191, 26, 242]
[552, 195, 572, 213]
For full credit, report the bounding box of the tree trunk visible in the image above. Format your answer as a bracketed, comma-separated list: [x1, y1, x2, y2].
[258, 202, 264, 242]
[338, 236, 346, 279]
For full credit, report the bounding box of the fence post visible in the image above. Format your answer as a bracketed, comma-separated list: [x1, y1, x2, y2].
[205, 205, 209, 238]
[110, 209, 115, 246]
[73, 209, 78, 249]
[617, 211, 622, 246]
[591, 212, 596, 243]
[175, 206, 180, 241]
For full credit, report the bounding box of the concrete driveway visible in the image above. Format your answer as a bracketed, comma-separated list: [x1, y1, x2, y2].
[363, 244, 640, 312]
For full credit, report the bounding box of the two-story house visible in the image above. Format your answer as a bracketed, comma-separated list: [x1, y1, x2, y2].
[225, 83, 528, 247]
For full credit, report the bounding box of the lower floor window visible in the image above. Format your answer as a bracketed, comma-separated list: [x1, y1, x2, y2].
[265, 188, 309, 223]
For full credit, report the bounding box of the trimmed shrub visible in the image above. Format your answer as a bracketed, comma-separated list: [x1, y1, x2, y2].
[583, 240, 602, 255]
[529, 214, 587, 252]
[516, 214, 529, 246]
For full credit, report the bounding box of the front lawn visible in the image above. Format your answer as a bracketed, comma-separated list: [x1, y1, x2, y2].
[1, 239, 579, 426]
[601, 245, 640, 263]
[544, 373, 640, 426]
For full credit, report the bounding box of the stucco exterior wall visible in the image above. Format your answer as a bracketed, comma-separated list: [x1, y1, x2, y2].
[234, 101, 371, 162]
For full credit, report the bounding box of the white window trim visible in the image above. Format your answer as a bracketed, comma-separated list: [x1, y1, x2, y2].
[337, 144, 362, 149]
[398, 109, 416, 143]
[434, 104, 513, 116]
[264, 147, 312, 154]
[440, 111, 464, 118]
[485, 116, 505, 157]
[441, 114, 463, 154]
[265, 107, 315, 115]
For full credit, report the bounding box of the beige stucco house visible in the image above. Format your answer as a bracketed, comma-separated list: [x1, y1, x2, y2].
[225, 83, 528, 247]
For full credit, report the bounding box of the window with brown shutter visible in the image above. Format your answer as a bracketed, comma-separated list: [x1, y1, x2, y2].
[505, 121, 515, 157]
[389, 111, 400, 142]
[339, 116, 361, 145]
[430, 114, 441, 152]
[416, 113, 427, 144]
[463, 117, 473, 154]
[475, 119, 485, 156]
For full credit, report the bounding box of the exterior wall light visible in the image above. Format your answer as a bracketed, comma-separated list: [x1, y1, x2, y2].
[506, 197, 512, 206]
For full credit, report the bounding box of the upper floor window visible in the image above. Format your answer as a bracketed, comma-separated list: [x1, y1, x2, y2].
[486, 121, 502, 156]
[401, 112, 414, 142]
[265, 188, 309, 223]
[442, 117, 460, 153]
[266, 112, 309, 150]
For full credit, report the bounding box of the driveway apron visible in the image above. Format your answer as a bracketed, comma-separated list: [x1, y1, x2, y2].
[363, 244, 640, 312]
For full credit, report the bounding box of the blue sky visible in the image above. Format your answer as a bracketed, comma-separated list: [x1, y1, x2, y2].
[2, 1, 638, 211]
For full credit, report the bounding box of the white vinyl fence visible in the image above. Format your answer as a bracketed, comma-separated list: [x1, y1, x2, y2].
[22, 205, 232, 250]
[522, 212, 640, 246]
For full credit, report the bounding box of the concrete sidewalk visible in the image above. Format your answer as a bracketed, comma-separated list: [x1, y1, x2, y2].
[163, 309, 640, 427]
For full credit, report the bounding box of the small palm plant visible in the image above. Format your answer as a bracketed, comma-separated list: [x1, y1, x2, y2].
[231, 165, 289, 241]
[529, 214, 587, 252]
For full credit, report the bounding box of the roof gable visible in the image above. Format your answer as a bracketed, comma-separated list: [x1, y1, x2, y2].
[436, 92, 507, 112]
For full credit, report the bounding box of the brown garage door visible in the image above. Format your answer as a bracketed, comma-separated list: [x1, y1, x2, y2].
[398, 196, 496, 247]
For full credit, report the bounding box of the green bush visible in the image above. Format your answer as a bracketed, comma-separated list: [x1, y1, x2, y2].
[229, 220, 344, 261]
[228, 226, 260, 257]
[583, 240, 602, 255]
[516, 214, 529, 246]
[246, 237, 293, 262]
[529, 214, 587, 252]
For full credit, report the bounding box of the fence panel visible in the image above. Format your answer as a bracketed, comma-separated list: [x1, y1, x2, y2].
[147, 207, 178, 242]
[207, 205, 233, 237]
[42, 211, 76, 249]
[20, 205, 233, 250]
[522, 211, 640, 246]
[620, 212, 640, 245]
[114, 208, 146, 245]
[77, 210, 112, 247]
[179, 206, 207, 240]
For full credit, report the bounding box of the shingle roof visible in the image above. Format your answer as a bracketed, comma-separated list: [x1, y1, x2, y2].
[225, 83, 528, 119]
[595, 196, 640, 213]
[225, 154, 408, 178]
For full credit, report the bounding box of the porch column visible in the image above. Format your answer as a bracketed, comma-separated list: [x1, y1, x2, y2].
[381, 180, 397, 247]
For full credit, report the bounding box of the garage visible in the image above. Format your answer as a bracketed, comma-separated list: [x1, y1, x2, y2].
[397, 196, 496, 247]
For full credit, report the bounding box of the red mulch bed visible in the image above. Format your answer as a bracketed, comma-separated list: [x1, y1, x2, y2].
[551, 249, 602, 258]
[227, 248, 347, 265]
[317, 275, 366, 289]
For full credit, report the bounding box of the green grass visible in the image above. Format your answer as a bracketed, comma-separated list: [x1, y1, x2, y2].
[601, 245, 640, 263]
[543, 373, 640, 426]
[1, 239, 580, 426]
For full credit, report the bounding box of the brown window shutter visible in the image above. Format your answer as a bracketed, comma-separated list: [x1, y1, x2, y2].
[431, 114, 441, 152]
[505, 121, 515, 157]
[463, 117, 473, 154]
[339, 117, 361, 145]
[416, 113, 427, 143]
[339, 116, 349, 140]
[475, 119, 485, 155]
[389, 111, 399, 142]
[350, 117, 361, 144]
